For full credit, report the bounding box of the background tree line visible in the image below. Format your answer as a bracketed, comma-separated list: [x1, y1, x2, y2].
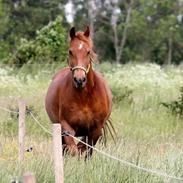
[1, 0, 183, 65]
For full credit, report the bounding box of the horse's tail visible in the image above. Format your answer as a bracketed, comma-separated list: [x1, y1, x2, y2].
[102, 117, 117, 146]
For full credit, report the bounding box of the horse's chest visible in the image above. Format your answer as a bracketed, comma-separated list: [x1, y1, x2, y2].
[71, 104, 93, 122]
[64, 103, 92, 122]
[62, 100, 105, 127]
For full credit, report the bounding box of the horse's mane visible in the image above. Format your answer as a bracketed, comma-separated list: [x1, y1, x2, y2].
[75, 32, 98, 62]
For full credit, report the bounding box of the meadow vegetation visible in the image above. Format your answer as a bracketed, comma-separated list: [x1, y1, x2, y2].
[0, 63, 183, 183]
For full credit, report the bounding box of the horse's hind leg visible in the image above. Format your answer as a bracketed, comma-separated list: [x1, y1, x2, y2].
[61, 120, 78, 156]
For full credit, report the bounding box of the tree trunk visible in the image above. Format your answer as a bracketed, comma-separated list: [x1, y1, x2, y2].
[112, 0, 133, 64]
[87, 0, 96, 40]
[113, 24, 120, 64]
[120, 0, 133, 63]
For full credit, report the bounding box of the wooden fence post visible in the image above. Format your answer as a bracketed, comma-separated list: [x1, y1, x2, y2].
[18, 100, 26, 162]
[53, 123, 64, 183]
[23, 172, 36, 183]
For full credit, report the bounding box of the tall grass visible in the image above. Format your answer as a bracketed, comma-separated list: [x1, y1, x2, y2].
[0, 63, 183, 183]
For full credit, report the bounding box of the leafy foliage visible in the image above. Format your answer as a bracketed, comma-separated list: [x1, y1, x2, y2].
[70, 0, 183, 64]
[5, 16, 68, 66]
[1, 0, 183, 64]
[0, 0, 66, 59]
[127, 0, 183, 64]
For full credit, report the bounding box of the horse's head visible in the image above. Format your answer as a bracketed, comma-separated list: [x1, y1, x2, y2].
[68, 26, 96, 89]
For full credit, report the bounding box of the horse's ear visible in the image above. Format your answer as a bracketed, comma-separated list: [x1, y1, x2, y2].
[70, 27, 76, 39]
[84, 26, 90, 37]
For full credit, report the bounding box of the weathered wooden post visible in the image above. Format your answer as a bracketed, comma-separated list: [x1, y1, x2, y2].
[53, 123, 64, 183]
[23, 172, 36, 183]
[18, 99, 26, 162]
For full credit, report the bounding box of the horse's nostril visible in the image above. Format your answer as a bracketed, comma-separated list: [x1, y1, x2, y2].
[74, 77, 86, 87]
[83, 77, 86, 82]
[74, 77, 77, 82]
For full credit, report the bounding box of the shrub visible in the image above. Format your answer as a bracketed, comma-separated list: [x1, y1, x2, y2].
[111, 86, 133, 104]
[6, 16, 68, 66]
[162, 87, 183, 117]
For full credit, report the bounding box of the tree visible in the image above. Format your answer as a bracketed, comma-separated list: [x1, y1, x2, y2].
[6, 16, 68, 66]
[111, 0, 133, 64]
[1, 0, 183, 65]
[0, 0, 67, 60]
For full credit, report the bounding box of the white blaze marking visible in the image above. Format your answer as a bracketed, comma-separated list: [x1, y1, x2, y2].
[78, 43, 83, 50]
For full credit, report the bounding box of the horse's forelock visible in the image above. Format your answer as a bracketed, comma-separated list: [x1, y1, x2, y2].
[75, 32, 92, 48]
[74, 32, 97, 62]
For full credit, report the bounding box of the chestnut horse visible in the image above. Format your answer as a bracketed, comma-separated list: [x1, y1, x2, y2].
[45, 26, 115, 157]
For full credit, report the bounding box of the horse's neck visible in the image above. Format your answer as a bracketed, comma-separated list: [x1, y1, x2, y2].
[86, 66, 95, 90]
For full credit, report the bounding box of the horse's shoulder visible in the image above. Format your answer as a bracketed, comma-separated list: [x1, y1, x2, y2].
[94, 71, 109, 87]
[94, 70, 112, 96]
[93, 70, 112, 117]
[52, 67, 70, 81]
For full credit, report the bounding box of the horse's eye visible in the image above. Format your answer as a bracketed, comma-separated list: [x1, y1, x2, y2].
[87, 51, 91, 55]
[69, 50, 73, 55]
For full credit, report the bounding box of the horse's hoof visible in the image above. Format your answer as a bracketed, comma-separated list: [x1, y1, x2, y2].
[65, 145, 78, 156]
[77, 144, 86, 154]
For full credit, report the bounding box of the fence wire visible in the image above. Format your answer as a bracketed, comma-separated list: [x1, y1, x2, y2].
[0, 106, 18, 114]
[28, 111, 183, 182]
[29, 111, 52, 136]
[66, 132, 183, 182]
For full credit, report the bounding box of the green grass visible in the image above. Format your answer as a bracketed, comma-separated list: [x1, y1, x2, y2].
[0, 63, 183, 183]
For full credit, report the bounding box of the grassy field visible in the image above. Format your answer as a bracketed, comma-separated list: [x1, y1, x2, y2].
[0, 63, 183, 183]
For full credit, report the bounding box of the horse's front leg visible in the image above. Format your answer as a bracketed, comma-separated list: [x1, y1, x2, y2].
[77, 136, 87, 154]
[61, 120, 78, 156]
[77, 128, 102, 158]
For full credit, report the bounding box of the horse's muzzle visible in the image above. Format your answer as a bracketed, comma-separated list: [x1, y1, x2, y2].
[74, 76, 87, 89]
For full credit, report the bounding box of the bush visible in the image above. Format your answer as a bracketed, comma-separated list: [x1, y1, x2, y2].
[98, 63, 133, 104]
[5, 16, 68, 66]
[162, 87, 183, 117]
[111, 86, 133, 104]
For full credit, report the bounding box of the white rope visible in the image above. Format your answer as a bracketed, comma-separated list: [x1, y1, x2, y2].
[29, 111, 52, 136]
[0, 106, 52, 135]
[0, 106, 52, 136]
[0, 106, 19, 114]
[29, 112, 66, 137]
[67, 132, 183, 182]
